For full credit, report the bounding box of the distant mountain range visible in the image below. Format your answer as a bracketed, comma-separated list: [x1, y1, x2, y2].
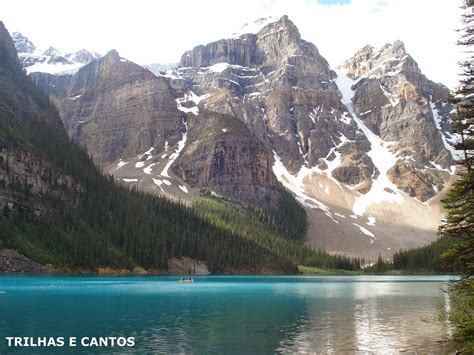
[12, 31, 101, 75]
[10, 16, 461, 261]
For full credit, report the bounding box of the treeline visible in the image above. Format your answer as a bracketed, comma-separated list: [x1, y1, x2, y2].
[251, 188, 308, 241]
[393, 237, 456, 272]
[363, 237, 458, 274]
[193, 197, 363, 271]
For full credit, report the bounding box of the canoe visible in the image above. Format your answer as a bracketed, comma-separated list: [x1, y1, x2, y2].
[177, 279, 194, 282]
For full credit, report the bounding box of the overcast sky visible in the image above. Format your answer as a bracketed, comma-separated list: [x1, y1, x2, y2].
[0, 0, 464, 88]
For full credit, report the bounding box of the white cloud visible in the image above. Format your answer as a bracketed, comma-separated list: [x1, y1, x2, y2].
[0, 0, 464, 88]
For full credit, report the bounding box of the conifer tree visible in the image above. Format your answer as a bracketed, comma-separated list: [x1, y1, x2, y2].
[439, 1, 474, 350]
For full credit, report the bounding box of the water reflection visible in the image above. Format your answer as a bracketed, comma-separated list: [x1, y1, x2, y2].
[277, 280, 450, 353]
[0, 276, 452, 353]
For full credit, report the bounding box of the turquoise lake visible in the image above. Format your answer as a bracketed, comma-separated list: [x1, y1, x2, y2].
[0, 275, 455, 353]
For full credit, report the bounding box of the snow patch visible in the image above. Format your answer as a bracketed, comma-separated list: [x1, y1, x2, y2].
[152, 178, 164, 193]
[176, 90, 210, 116]
[138, 147, 154, 160]
[272, 152, 339, 223]
[179, 185, 189, 193]
[208, 62, 230, 73]
[161, 119, 188, 178]
[353, 223, 376, 242]
[211, 191, 223, 198]
[26, 61, 84, 75]
[143, 163, 157, 175]
[366, 216, 376, 226]
[116, 160, 128, 169]
[231, 16, 278, 37]
[122, 178, 138, 182]
[335, 69, 405, 216]
[429, 100, 464, 161]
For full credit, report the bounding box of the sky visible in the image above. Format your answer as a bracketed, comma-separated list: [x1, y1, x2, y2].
[0, 0, 464, 88]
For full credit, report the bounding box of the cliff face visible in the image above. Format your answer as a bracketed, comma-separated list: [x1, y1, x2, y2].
[33, 50, 184, 166]
[0, 137, 82, 215]
[174, 112, 280, 206]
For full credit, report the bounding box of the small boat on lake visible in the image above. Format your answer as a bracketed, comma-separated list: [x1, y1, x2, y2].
[178, 277, 194, 282]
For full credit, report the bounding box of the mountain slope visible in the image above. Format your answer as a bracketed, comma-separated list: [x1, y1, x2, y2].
[0, 21, 304, 274]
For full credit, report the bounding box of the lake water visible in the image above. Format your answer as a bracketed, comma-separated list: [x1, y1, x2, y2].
[0, 275, 454, 354]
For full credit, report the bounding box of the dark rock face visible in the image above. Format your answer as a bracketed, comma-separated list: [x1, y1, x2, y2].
[174, 112, 280, 206]
[0, 23, 18, 61]
[0, 137, 82, 215]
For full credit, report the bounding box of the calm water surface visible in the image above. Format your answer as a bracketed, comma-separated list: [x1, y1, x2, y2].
[0, 275, 454, 353]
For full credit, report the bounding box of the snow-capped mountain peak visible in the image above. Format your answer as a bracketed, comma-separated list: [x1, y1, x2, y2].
[12, 31, 102, 75]
[65, 49, 101, 64]
[231, 16, 279, 37]
[12, 31, 36, 53]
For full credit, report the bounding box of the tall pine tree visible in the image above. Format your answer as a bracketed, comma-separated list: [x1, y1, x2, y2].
[439, 0, 474, 350]
[441, 0, 474, 276]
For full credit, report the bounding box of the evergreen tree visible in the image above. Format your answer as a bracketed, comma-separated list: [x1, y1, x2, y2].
[439, 1, 474, 350]
[441, 0, 474, 275]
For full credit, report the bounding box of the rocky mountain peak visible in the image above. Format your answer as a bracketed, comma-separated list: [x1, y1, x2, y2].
[12, 31, 36, 53]
[231, 16, 278, 37]
[102, 49, 121, 64]
[43, 46, 61, 57]
[66, 49, 101, 64]
[343, 40, 414, 80]
[260, 15, 300, 40]
[179, 15, 319, 70]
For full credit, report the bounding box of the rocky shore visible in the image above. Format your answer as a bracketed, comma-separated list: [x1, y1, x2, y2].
[0, 249, 46, 273]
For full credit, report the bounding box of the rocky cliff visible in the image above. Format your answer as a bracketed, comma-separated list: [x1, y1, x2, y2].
[34, 50, 184, 166]
[174, 111, 280, 205]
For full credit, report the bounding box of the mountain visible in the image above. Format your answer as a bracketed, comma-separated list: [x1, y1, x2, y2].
[144, 62, 179, 76]
[30, 16, 455, 260]
[12, 31, 35, 53]
[30, 47, 289, 207]
[0, 21, 312, 274]
[12, 31, 101, 75]
[338, 40, 455, 201]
